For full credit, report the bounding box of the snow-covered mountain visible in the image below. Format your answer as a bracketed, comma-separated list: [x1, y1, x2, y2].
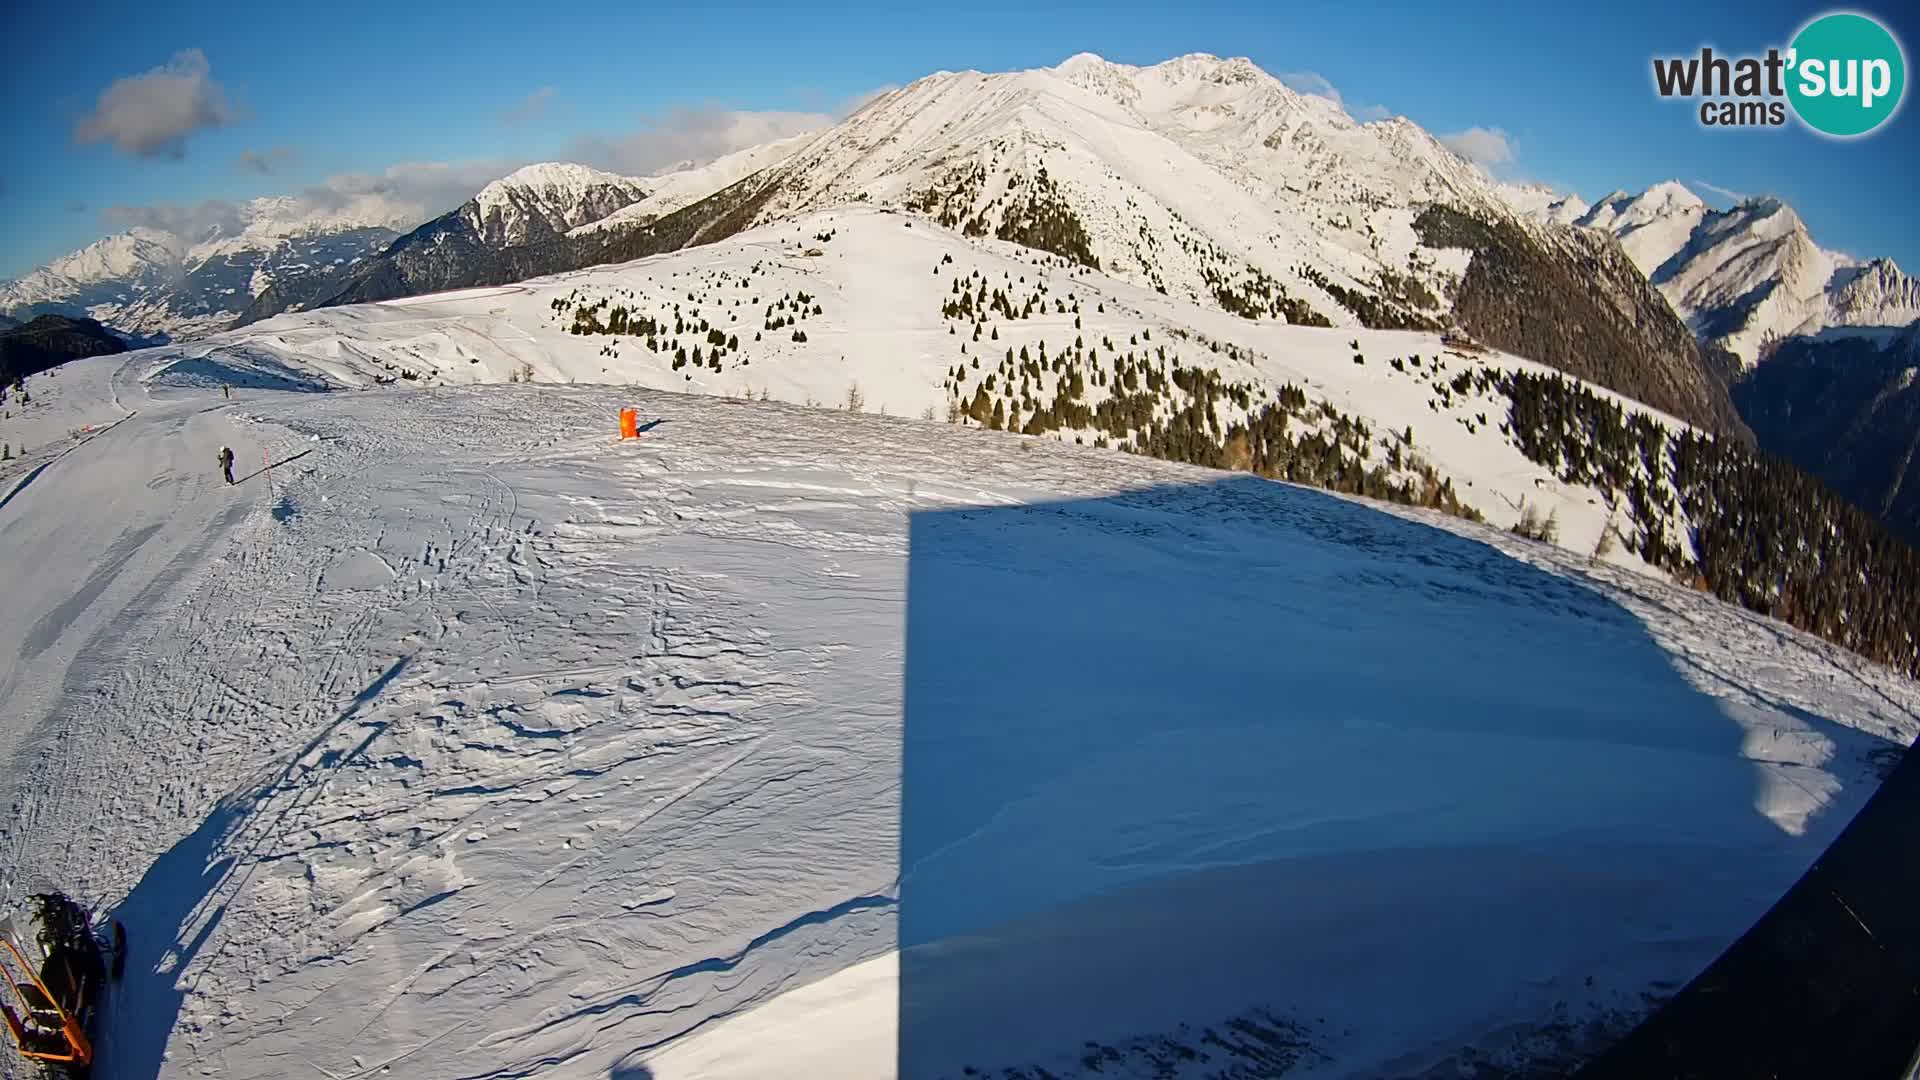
[1578, 182, 1709, 273]
[1572, 183, 1920, 364]
[135, 202, 1752, 592]
[1494, 181, 1589, 226]
[234, 163, 657, 326]
[570, 133, 820, 237]
[302, 52, 1744, 439]
[0, 203, 402, 342]
[465, 162, 651, 246]
[0, 228, 184, 330]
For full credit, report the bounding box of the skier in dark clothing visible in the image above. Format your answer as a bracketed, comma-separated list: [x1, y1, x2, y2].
[218, 446, 235, 485]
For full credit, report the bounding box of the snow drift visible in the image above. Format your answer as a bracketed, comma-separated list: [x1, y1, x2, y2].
[0, 351, 1914, 1078]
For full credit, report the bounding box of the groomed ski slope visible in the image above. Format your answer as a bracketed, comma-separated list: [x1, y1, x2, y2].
[0, 350, 1915, 1078]
[148, 205, 1697, 577]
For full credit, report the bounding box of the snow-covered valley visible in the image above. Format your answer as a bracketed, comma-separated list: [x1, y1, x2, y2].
[0, 338, 1915, 1077]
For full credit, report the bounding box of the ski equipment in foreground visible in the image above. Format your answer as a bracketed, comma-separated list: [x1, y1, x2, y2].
[0, 893, 125, 1080]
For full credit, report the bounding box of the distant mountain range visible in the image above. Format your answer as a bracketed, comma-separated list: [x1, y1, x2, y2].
[8, 53, 1918, 450]
[216, 53, 1737, 440]
[0, 198, 404, 342]
[236, 162, 653, 324]
[1507, 181, 1920, 365]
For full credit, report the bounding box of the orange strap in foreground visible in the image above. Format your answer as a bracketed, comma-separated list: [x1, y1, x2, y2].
[0, 936, 90, 1064]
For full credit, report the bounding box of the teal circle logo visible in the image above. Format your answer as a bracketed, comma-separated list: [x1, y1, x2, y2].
[1787, 12, 1906, 137]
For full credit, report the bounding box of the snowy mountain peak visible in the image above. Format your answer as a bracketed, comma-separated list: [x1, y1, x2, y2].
[1641, 180, 1705, 212]
[1, 210, 401, 341]
[474, 163, 647, 209]
[1147, 52, 1267, 84]
[1053, 51, 1116, 75]
[1494, 182, 1590, 226]
[1578, 181, 1704, 234]
[464, 162, 651, 247]
[1575, 181, 1918, 363]
[47, 228, 184, 283]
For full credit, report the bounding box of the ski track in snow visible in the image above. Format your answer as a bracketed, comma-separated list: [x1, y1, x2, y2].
[0, 356, 1915, 1079]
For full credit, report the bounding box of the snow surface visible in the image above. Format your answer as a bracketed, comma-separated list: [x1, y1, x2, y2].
[153, 206, 1692, 577]
[0, 346, 1914, 1080]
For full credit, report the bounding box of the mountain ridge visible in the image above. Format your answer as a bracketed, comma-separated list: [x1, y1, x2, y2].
[1555, 181, 1920, 363]
[273, 51, 1746, 437]
[0, 201, 403, 342]
[0, 313, 130, 384]
[11, 54, 1907, 448]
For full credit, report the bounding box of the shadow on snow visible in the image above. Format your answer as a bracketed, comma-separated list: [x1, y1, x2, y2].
[897, 475, 1895, 1077]
[234, 448, 315, 487]
[101, 657, 411, 1079]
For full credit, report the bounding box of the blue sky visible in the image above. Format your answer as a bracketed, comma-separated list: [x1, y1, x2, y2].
[3, 0, 1916, 279]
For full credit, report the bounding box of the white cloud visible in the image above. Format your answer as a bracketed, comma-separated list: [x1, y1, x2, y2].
[1277, 71, 1391, 124]
[1279, 71, 1342, 102]
[83, 94, 876, 253]
[75, 48, 233, 159]
[1439, 126, 1515, 167]
[566, 105, 833, 177]
[103, 159, 525, 242]
[294, 159, 527, 225]
[237, 146, 299, 175]
[502, 87, 557, 127]
[103, 198, 249, 240]
[1693, 178, 1750, 204]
